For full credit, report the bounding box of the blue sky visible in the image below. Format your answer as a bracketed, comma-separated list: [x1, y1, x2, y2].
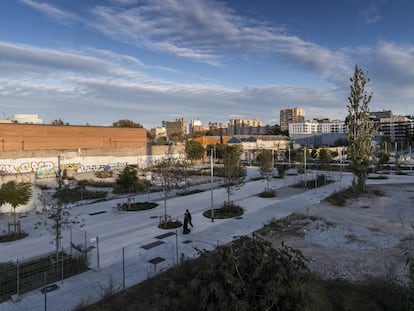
[0, 0, 413, 129]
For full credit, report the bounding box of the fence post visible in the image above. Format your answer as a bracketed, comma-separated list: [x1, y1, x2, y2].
[175, 230, 178, 265]
[43, 272, 47, 311]
[122, 247, 125, 290]
[96, 236, 100, 270]
[16, 258, 20, 298]
[61, 244, 64, 283]
[70, 227, 73, 256]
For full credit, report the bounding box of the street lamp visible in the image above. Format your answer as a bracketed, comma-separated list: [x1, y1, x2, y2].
[210, 146, 215, 222]
[304, 146, 307, 189]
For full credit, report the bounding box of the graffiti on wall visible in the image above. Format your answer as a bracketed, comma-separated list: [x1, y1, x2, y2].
[0, 161, 56, 175]
[76, 162, 127, 173]
[0, 160, 129, 178]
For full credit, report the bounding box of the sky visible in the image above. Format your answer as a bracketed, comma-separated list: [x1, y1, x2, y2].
[1, 0, 414, 129]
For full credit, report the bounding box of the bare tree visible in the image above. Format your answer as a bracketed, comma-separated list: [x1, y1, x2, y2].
[346, 65, 377, 192]
[151, 155, 186, 226]
[35, 204, 83, 260]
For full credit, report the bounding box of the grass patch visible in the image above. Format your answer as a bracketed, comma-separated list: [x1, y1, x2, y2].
[77, 180, 115, 188]
[325, 186, 385, 206]
[119, 202, 158, 211]
[0, 232, 28, 243]
[54, 186, 107, 204]
[158, 220, 182, 229]
[367, 175, 388, 180]
[0, 252, 88, 302]
[306, 276, 406, 311]
[325, 187, 356, 206]
[203, 204, 244, 219]
[292, 174, 333, 189]
[258, 189, 276, 198]
[176, 189, 204, 196]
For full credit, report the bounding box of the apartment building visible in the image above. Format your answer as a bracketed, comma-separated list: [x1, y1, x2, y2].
[280, 107, 305, 132]
[227, 118, 263, 135]
[162, 118, 187, 137]
[379, 115, 414, 144]
[288, 119, 347, 135]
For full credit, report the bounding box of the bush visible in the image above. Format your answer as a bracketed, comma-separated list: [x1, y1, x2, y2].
[54, 186, 107, 204]
[94, 171, 113, 178]
[80, 237, 310, 311]
[112, 179, 149, 194]
[0, 232, 28, 243]
[77, 180, 115, 188]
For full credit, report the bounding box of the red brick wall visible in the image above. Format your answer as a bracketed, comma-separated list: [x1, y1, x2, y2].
[0, 124, 147, 151]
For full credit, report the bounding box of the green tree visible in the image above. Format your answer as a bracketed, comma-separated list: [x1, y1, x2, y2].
[347, 65, 377, 192]
[318, 148, 332, 168]
[221, 145, 244, 209]
[0, 181, 32, 234]
[151, 156, 186, 226]
[116, 165, 140, 193]
[185, 140, 205, 163]
[257, 149, 273, 191]
[112, 119, 143, 128]
[51, 119, 70, 125]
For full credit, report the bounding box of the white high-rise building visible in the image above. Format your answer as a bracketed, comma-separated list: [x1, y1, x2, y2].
[289, 119, 347, 135]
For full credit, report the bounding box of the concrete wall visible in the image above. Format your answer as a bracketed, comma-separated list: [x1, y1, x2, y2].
[0, 145, 185, 178]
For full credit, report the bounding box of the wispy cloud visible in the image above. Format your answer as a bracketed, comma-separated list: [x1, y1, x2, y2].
[19, 0, 82, 24]
[359, 1, 383, 25]
[20, 0, 349, 78]
[88, 0, 350, 79]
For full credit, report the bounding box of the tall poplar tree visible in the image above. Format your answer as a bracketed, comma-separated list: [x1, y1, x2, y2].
[347, 65, 376, 192]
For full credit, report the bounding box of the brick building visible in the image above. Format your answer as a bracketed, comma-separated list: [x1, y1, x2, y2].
[0, 124, 147, 151]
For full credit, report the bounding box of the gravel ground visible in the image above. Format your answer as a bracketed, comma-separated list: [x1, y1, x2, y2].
[263, 183, 414, 283]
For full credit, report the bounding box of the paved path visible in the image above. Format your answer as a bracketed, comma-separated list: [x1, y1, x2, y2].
[1, 171, 413, 311]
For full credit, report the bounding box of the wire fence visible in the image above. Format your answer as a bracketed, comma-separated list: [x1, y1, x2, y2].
[0, 246, 87, 302]
[0, 226, 227, 306]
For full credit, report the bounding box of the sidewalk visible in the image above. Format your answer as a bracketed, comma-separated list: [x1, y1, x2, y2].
[1, 172, 411, 311]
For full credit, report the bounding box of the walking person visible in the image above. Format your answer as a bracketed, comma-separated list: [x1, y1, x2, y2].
[186, 209, 193, 228]
[183, 212, 190, 234]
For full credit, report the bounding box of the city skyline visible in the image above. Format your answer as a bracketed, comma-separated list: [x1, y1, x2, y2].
[1, 0, 414, 128]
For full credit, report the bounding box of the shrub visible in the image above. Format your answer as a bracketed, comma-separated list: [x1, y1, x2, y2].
[54, 186, 107, 204]
[94, 171, 113, 179]
[259, 189, 276, 198]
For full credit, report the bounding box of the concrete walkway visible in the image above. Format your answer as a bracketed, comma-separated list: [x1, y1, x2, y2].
[1, 171, 412, 311]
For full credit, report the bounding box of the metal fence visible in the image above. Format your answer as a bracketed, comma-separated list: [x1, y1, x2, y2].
[0, 247, 87, 302]
[0, 226, 226, 306]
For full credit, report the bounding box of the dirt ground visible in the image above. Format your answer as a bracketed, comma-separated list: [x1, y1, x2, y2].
[260, 183, 414, 283]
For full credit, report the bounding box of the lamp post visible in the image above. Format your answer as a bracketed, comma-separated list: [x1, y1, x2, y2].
[304, 146, 307, 189]
[210, 146, 214, 222]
